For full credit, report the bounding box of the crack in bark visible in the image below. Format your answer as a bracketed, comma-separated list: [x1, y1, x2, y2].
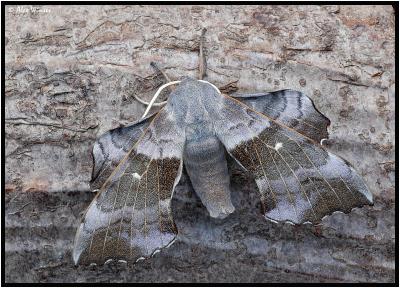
[5, 119, 98, 133]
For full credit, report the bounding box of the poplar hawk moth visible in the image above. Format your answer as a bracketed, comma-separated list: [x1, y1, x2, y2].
[73, 77, 373, 265]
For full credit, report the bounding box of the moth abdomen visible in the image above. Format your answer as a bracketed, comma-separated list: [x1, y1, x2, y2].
[184, 132, 235, 219]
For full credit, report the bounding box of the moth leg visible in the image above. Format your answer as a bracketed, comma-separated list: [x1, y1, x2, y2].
[150, 61, 171, 83]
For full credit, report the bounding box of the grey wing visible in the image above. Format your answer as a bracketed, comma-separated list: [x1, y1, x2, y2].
[91, 113, 157, 190]
[73, 106, 185, 265]
[232, 89, 330, 142]
[214, 94, 372, 224]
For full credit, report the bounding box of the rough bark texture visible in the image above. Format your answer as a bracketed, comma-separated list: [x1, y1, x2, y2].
[4, 5, 395, 283]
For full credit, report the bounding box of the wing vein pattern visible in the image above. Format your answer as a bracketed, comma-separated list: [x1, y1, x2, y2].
[73, 107, 184, 264]
[216, 93, 372, 224]
[233, 89, 331, 143]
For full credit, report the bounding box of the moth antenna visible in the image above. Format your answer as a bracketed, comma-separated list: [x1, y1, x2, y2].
[136, 79, 220, 119]
[133, 62, 172, 110]
[198, 80, 221, 95]
[198, 28, 207, 80]
[134, 95, 167, 107]
[141, 80, 181, 119]
[150, 61, 173, 101]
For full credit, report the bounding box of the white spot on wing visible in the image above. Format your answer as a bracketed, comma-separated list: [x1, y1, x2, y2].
[132, 172, 141, 180]
[274, 142, 283, 151]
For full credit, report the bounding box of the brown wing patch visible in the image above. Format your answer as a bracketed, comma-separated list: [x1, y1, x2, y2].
[73, 108, 184, 265]
[215, 93, 372, 224]
[91, 113, 157, 190]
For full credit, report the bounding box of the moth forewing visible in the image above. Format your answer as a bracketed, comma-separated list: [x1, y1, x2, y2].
[215, 92, 372, 224]
[73, 108, 185, 265]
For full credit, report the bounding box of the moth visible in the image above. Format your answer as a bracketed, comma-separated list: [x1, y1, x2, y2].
[73, 76, 373, 265]
[73, 31, 373, 265]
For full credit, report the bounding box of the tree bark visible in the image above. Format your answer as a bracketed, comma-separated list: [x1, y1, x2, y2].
[4, 4, 395, 283]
